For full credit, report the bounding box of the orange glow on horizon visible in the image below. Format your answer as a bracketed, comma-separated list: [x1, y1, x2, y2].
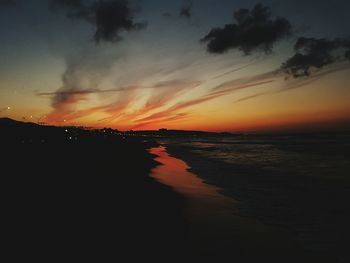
[2, 68, 350, 133]
[3, 106, 350, 134]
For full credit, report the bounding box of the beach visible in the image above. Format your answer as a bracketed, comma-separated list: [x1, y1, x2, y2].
[1, 119, 188, 262]
[2, 1, 350, 262]
[160, 135, 350, 262]
[2, 118, 349, 262]
[150, 145, 319, 262]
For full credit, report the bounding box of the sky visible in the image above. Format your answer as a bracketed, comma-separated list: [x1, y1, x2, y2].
[0, 0, 350, 132]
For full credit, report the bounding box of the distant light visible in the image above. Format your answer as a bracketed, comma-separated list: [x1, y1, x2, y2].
[64, 119, 67, 122]
[65, 129, 68, 132]
[69, 137, 72, 140]
[7, 107, 11, 110]
[30, 115, 33, 119]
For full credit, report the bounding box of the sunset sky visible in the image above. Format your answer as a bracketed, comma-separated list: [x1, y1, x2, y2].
[1, 0, 350, 132]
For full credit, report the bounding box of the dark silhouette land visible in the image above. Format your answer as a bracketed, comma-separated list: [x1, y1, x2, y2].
[1, 118, 188, 262]
[1, 118, 349, 262]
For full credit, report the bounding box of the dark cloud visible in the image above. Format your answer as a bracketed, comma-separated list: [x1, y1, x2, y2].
[345, 50, 350, 60]
[179, 1, 192, 19]
[162, 1, 193, 20]
[50, 0, 147, 43]
[162, 12, 172, 18]
[46, 0, 147, 121]
[282, 37, 350, 78]
[201, 4, 292, 54]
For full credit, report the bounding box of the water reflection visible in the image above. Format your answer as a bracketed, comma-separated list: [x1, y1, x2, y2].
[149, 145, 239, 229]
[148, 145, 307, 262]
[149, 146, 220, 199]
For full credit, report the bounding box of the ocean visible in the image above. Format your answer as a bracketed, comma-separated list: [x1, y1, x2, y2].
[156, 133, 350, 261]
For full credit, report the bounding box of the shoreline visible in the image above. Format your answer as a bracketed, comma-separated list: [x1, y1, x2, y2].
[150, 144, 322, 262]
[163, 140, 349, 262]
[2, 117, 348, 262]
[1, 121, 189, 262]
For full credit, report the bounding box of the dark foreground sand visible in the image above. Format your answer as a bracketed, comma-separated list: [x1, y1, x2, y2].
[1, 119, 188, 262]
[2, 118, 349, 262]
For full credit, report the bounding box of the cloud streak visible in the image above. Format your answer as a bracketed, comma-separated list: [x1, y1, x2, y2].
[44, 79, 201, 126]
[37, 85, 139, 96]
[46, 90, 136, 124]
[233, 62, 350, 104]
[134, 76, 275, 125]
[211, 60, 258, 80]
[132, 113, 190, 130]
[116, 80, 201, 123]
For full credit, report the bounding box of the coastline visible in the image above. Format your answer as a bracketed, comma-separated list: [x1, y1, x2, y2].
[2, 118, 349, 262]
[163, 139, 349, 262]
[1, 120, 189, 262]
[149, 145, 316, 262]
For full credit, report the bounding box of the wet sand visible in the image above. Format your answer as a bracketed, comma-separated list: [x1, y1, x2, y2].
[161, 136, 350, 262]
[2, 118, 347, 262]
[150, 145, 321, 263]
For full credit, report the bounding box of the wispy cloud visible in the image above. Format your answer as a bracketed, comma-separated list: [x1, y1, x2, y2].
[44, 79, 201, 126]
[233, 62, 350, 104]
[37, 86, 138, 96]
[131, 71, 279, 126]
[113, 80, 201, 122]
[46, 90, 136, 125]
[132, 113, 190, 130]
[179, 0, 192, 19]
[211, 60, 258, 80]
